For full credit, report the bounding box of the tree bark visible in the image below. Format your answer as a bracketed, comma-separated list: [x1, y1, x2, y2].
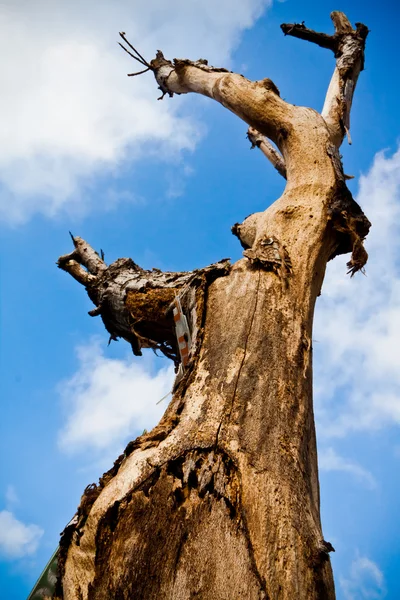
[55, 12, 370, 600]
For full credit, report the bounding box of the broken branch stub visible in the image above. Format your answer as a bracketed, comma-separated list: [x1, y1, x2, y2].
[247, 127, 287, 179]
[280, 21, 337, 51]
[57, 236, 230, 369]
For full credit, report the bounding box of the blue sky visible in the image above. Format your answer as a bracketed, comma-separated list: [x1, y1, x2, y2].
[0, 0, 399, 598]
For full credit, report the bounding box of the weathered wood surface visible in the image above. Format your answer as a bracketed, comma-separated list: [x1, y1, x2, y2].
[56, 12, 370, 600]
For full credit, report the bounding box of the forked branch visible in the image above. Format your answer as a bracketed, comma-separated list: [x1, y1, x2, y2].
[58, 233, 105, 285]
[281, 11, 368, 146]
[120, 10, 366, 151]
[118, 32, 152, 76]
[119, 12, 370, 275]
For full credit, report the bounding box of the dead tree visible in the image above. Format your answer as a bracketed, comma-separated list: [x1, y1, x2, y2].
[56, 12, 370, 600]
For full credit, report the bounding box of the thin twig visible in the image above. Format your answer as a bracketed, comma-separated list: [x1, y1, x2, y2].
[119, 32, 150, 67]
[128, 67, 151, 77]
[118, 42, 148, 66]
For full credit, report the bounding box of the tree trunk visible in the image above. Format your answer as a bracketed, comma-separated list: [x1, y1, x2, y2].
[55, 12, 370, 600]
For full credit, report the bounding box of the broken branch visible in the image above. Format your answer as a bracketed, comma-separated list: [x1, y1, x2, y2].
[57, 258, 97, 287]
[322, 15, 368, 146]
[281, 12, 368, 147]
[247, 127, 287, 179]
[280, 21, 337, 52]
[58, 235, 230, 367]
[68, 234, 107, 275]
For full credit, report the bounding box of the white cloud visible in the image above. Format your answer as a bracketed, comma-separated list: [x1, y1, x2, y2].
[340, 556, 386, 600]
[0, 0, 271, 224]
[314, 146, 400, 439]
[318, 448, 376, 489]
[58, 338, 175, 455]
[0, 510, 43, 560]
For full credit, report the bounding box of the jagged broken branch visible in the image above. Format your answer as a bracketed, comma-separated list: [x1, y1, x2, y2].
[58, 235, 230, 366]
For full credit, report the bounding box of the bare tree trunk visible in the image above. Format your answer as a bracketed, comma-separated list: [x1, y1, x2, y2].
[55, 13, 369, 600]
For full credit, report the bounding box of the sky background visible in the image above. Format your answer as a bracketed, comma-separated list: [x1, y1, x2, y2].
[0, 0, 399, 598]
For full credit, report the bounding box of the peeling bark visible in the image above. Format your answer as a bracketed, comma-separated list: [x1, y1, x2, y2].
[55, 11, 371, 600]
[58, 237, 230, 364]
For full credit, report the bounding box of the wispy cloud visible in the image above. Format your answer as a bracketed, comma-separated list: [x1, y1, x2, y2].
[340, 555, 386, 600]
[5, 485, 19, 508]
[0, 511, 43, 560]
[318, 448, 376, 489]
[58, 338, 174, 456]
[314, 146, 400, 439]
[0, 0, 271, 224]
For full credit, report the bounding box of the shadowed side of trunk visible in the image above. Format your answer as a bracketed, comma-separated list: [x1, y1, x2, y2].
[59, 228, 337, 600]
